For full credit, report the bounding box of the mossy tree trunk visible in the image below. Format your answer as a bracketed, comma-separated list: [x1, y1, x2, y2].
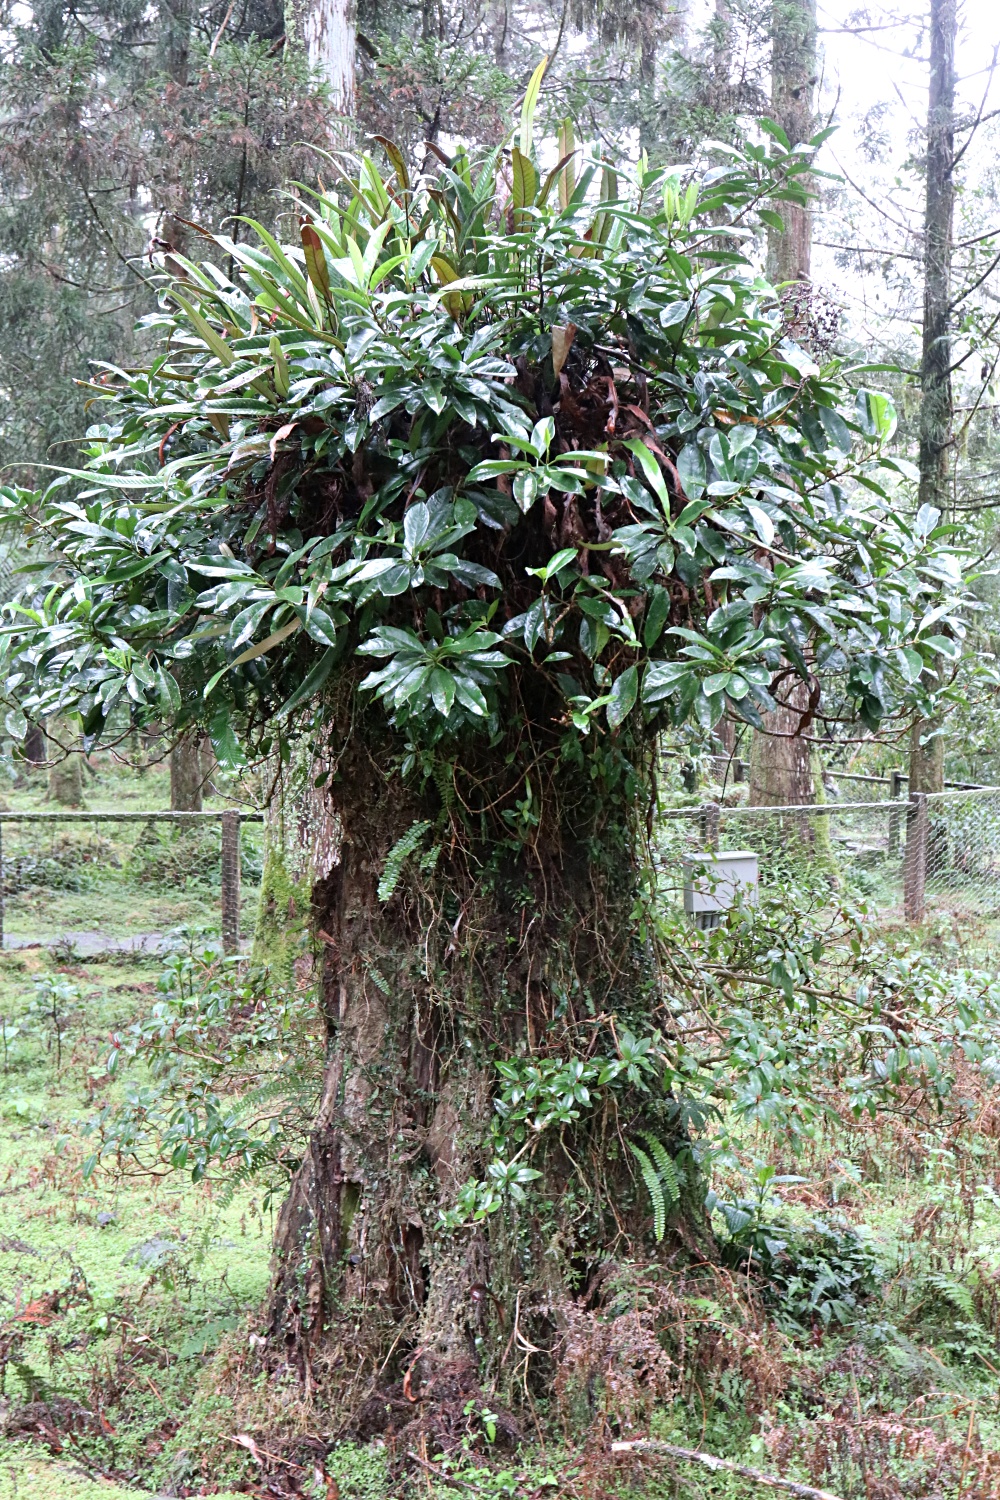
[170, 735, 204, 811]
[265, 697, 707, 1428]
[252, 750, 339, 986]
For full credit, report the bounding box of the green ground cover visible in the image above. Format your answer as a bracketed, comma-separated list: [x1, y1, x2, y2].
[0, 945, 272, 1496]
[3, 765, 1000, 1497]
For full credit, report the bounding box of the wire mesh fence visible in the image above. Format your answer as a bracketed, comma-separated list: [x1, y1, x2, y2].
[655, 787, 1000, 930]
[3, 787, 999, 957]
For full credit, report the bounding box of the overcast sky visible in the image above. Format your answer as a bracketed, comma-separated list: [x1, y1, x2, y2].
[809, 2, 1000, 348]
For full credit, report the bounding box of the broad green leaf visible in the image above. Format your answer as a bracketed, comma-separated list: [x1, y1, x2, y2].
[643, 588, 670, 648]
[209, 708, 246, 769]
[623, 439, 670, 511]
[511, 147, 538, 219]
[676, 444, 706, 501]
[300, 222, 332, 302]
[607, 665, 638, 729]
[5, 707, 27, 740]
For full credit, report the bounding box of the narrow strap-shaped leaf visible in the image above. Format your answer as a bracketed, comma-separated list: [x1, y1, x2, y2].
[169, 292, 234, 367]
[300, 222, 332, 302]
[232, 217, 310, 300]
[519, 56, 548, 157]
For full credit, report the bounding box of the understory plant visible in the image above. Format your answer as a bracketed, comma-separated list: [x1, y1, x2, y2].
[0, 65, 974, 1438]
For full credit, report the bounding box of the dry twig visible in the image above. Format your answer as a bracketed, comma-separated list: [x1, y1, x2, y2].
[610, 1439, 844, 1500]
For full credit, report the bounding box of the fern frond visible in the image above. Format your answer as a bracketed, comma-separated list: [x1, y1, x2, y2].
[630, 1141, 666, 1242]
[217, 1145, 286, 1211]
[923, 1272, 976, 1320]
[431, 760, 456, 814]
[638, 1131, 680, 1205]
[366, 963, 391, 995]
[230, 1070, 316, 1121]
[378, 820, 432, 902]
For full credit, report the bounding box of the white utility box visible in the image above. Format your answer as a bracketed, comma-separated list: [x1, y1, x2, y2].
[683, 850, 759, 930]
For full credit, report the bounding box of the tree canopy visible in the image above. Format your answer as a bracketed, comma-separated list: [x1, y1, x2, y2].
[0, 86, 967, 773]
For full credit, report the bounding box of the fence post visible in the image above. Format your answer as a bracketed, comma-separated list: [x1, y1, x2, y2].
[888, 770, 903, 857]
[700, 801, 720, 851]
[904, 792, 928, 923]
[221, 811, 240, 955]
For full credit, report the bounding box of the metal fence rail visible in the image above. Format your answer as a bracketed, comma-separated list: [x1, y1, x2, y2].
[705, 757, 984, 796]
[0, 809, 264, 955]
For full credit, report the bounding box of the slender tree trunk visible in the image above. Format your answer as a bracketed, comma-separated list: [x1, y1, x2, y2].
[22, 723, 46, 765]
[159, 0, 190, 84]
[170, 736, 204, 811]
[710, 0, 732, 116]
[909, 714, 945, 795]
[766, 0, 817, 285]
[638, 33, 658, 159]
[158, 0, 192, 253]
[918, 0, 955, 518]
[909, 0, 956, 798]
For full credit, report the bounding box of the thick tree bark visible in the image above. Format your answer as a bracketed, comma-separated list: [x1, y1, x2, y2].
[252, 749, 339, 985]
[170, 735, 204, 811]
[748, 680, 834, 870]
[766, 0, 817, 285]
[909, 0, 956, 799]
[749, 681, 813, 806]
[263, 702, 708, 1429]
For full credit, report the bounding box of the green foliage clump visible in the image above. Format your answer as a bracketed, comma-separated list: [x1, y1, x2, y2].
[0, 77, 966, 770]
[86, 939, 321, 1196]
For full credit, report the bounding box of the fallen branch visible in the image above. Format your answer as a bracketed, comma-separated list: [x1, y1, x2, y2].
[609, 1440, 844, 1500]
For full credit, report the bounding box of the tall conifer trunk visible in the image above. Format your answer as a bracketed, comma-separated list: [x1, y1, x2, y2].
[751, 0, 819, 817]
[766, 0, 816, 285]
[289, 0, 355, 112]
[909, 0, 956, 799]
